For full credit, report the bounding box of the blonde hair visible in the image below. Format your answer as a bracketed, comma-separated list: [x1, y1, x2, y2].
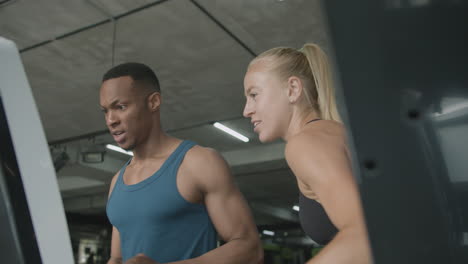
[250, 43, 342, 122]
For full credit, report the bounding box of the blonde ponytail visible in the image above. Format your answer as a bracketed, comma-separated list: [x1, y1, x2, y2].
[300, 43, 342, 122]
[251, 43, 342, 123]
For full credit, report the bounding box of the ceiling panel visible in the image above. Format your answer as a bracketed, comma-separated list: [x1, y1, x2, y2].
[113, 0, 254, 133]
[0, 0, 109, 49]
[21, 22, 114, 141]
[196, 0, 331, 54]
[90, 0, 159, 16]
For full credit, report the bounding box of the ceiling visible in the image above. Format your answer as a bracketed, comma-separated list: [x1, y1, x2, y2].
[0, 0, 332, 244]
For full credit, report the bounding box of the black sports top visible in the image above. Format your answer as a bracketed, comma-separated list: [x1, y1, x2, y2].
[298, 118, 338, 245]
[299, 192, 338, 245]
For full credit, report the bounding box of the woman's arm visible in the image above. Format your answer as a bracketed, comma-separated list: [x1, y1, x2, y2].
[285, 129, 372, 264]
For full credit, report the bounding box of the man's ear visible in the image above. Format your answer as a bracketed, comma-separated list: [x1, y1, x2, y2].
[147, 92, 161, 112]
[286, 76, 304, 104]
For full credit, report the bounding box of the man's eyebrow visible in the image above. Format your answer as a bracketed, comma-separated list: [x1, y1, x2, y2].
[109, 99, 120, 106]
[100, 99, 121, 109]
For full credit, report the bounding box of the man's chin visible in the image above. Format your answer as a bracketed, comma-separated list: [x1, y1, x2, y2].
[116, 142, 134, 151]
[122, 145, 135, 151]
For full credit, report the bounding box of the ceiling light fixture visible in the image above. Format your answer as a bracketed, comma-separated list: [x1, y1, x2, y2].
[81, 144, 106, 163]
[106, 144, 133, 156]
[213, 122, 249, 142]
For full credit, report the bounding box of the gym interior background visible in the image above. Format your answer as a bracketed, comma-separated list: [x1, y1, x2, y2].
[1, 0, 467, 263]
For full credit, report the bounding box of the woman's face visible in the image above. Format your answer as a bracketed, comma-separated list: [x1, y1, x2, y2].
[243, 60, 291, 142]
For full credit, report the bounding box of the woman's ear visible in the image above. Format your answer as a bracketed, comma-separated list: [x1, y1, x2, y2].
[287, 76, 303, 104]
[147, 92, 161, 112]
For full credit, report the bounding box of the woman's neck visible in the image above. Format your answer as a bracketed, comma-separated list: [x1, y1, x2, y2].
[283, 109, 320, 142]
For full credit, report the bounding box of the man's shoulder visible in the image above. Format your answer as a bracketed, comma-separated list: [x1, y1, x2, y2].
[182, 144, 233, 191]
[184, 145, 225, 169]
[181, 144, 231, 184]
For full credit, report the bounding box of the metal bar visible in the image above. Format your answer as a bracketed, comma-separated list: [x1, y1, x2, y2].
[188, 0, 257, 57]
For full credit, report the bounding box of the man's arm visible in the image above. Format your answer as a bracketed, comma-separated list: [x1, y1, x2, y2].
[107, 173, 123, 264]
[172, 147, 263, 264]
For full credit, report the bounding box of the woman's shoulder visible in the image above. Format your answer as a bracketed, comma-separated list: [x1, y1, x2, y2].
[284, 120, 349, 186]
[310, 119, 345, 137]
[285, 120, 346, 160]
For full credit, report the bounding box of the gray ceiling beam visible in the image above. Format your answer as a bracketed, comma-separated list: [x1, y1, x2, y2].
[70, 141, 285, 177]
[48, 115, 243, 146]
[222, 142, 285, 167]
[188, 0, 257, 57]
[63, 193, 107, 212]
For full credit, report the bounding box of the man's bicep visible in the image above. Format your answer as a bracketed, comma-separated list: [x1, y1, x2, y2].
[206, 185, 257, 242]
[201, 153, 257, 242]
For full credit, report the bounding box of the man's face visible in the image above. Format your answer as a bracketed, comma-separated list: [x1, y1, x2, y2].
[99, 76, 152, 150]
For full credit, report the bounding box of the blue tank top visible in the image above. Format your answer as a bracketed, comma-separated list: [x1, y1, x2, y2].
[106, 140, 217, 263]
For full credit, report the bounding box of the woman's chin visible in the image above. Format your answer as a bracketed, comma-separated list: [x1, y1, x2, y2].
[258, 133, 276, 143]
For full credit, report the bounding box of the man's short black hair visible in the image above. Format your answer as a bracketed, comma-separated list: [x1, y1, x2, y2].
[102, 62, 161, 93]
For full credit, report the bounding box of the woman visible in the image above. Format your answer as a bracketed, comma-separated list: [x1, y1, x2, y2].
[243, 43, 372, 263]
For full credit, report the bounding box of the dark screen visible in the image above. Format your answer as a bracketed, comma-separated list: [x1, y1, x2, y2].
[324, 1, 468, 263]
[0, 96, 42, 264]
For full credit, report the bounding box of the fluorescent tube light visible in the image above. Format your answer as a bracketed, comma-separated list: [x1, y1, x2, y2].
[106, 144, 133, 156]
[213, 122, 249, 142]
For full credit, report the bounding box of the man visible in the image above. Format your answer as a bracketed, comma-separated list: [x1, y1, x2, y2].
[100, 62, 263, 264]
